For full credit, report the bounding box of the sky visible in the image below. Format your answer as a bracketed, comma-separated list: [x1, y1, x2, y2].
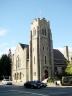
[0, 0, 72, 56]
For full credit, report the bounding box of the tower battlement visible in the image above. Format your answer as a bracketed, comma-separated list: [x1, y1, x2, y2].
[31, 18, 50, 29]
[31, 18, 49, 24]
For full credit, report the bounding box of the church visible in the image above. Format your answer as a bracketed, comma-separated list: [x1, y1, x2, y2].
[12, 18, 54, 85]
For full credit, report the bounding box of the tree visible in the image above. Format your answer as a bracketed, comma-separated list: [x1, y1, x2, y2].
[0, 54, 11, 79]
[65, 62, 72, 75]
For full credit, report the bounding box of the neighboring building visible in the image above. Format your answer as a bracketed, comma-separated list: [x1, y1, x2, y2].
[54, 46, 72, 76]
[12, 18, 54, 84]
[59, 46, 72, 63]
[53, 46, 72, 76]
[53, 49, 67, 76]
[64, 46, 69, 61]
[65, 46, 72, 63]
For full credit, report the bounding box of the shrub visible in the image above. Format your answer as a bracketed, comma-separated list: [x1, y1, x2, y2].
[47, 78, 54, 83]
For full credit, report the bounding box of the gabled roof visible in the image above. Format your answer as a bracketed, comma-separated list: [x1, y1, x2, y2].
[53, 49, 67, 65]
[53, 49, 65, 59]
[19, 43, 29, 49]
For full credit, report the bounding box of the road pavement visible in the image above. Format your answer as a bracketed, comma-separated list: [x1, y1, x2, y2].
[0, 85, 72, 96]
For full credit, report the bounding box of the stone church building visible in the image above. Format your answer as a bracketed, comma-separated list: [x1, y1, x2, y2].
[12, 18, 54, 85]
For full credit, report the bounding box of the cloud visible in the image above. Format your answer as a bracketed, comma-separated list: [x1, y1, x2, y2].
[55, 47, 72, 56]
[68, 47, 72, 52]
[54, 47, 64, 54]
[0, 28, 8, 37]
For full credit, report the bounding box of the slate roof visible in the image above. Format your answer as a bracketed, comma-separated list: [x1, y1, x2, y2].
[53, 49, 67, 65]
[53, 49, 65, 59]
[19, 43, 29, 49]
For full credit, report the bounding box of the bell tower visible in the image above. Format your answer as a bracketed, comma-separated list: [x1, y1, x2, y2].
[29, 18, 54, 81]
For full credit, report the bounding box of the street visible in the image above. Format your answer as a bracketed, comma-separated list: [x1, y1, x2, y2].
[0, 85, 72, 96]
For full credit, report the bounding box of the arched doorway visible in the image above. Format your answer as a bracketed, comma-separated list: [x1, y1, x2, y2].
[44, 70, 48, 79]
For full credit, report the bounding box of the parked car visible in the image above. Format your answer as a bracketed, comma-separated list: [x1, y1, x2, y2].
[61, 76, 72, 86]
[2, 79, 12, 85]
[34, 80, 47, 87]
[24, 80, 47, 89]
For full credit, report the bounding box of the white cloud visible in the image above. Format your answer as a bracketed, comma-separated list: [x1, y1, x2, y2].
[54, 47, 64, 54]
[0, 28, 8, 36]
[55, 47, 72, 57]
[68, 47, 72, 52]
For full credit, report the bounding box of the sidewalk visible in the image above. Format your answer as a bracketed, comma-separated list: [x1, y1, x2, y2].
[12, 82, 24, 86]
[47, 83, 56, 87]
[47, 83, 72, 87]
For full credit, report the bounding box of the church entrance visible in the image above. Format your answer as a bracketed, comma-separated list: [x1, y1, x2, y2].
[44, 70, 48, 79]
[42, 70, 48, 80]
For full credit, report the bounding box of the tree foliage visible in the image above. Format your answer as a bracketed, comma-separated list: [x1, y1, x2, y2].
[65, 62, 72, 75]
[0, 54, 11, 79]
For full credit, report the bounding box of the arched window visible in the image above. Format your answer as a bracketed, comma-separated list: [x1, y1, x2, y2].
[20, 72, 21, 79]
[43, 46, 44, 50]
[42, 29, 46, 36]
[45, 29, 46, 35]
[17, 73, 18, 80]
[42, 29, 44, 35]
[16, 55, 20, 68]
[33, 27, 36, 36]
[34, 56, 35, 64]
[45, 56, 46, 64]
[14, 73, 16, 80]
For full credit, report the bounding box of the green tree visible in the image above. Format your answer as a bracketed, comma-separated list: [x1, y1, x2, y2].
[0, 54, 11, 79]
[65, 62, 72, 75]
